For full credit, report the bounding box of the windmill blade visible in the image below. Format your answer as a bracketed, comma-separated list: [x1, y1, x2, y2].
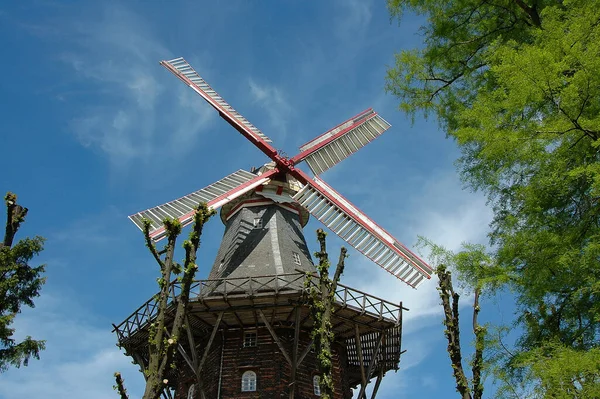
[129, 169, 277, 242]
[292, 175, 432, 288]
[161, 57, 278, 157]
[291, 109, 391, 175]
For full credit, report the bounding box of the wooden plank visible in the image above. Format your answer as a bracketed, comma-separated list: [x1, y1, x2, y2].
[184, 315, 199, 367]
[370, 369, 384, 399]
[298, 338, 314, 366]
[358, 331, 385, 398]
[166, 329, 195, 373]
[258, 309, 293, 365]
[289, 307, 301, 399]
[197, 312, 223, 374]
[355, 325, 367, 392]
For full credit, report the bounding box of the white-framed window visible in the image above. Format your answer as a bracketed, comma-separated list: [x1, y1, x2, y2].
[243, 331, 257, 348]
[293, 252, 301, 265]
[253, 217, 262, 229]
[313, 375, 321, 396]
[241, 370, 257, 392]
[187, 383, 196, 399]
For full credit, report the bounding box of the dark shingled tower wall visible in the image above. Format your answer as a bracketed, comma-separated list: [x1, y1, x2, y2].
[208, 203, 316, 282]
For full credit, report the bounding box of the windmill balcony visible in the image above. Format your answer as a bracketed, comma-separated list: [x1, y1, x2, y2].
[113, 273, 407, 398]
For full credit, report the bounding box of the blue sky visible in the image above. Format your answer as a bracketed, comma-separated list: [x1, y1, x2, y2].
[0, 1, 508, 398]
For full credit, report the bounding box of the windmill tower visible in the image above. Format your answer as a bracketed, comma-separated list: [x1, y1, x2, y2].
[113, 58, 433, 399]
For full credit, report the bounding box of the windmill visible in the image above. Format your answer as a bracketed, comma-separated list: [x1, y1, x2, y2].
[129, 57, 432, 289]
[114, 57, 433, 399]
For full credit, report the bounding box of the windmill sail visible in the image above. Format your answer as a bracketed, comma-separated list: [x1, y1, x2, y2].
[293, 176, 432, 288]
[161, 57, 273, 146]
[129, 169, 274, 241]
[293, 109, 391, 175]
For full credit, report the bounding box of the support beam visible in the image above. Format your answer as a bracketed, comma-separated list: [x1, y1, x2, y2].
[370, 369, 384, 399]
[258, 309, 293, 365]
[132, 353, 148, 381]
[184, 315, 199, 367]
[165, 329, 196, 373]
[197, 311, 223, 375]
[289, 307, 301, 399]
[355, 325, 367, 392]
[297, 338, 314, 366]
[358, 331, 385, 399]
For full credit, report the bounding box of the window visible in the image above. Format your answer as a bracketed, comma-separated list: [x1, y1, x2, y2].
[293, 252, 301, 265]
[253, 218, 262, 229]
[243, 331, 257, 348]
[241, 370, 257, 392]
[313, 375, 321, 396]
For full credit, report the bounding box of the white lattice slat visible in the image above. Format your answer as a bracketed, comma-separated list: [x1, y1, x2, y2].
[129, 169, 256, 236]
[163, 57, 272, 143]
[295, 109, 391, 175]
[293, 179, 432, 288]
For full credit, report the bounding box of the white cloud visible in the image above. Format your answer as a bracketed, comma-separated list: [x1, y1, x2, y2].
[60, 4, 215, 169]
[249, 79, 292, 140]
[334, 0, 373, 40]
[0, 295, 144, 399]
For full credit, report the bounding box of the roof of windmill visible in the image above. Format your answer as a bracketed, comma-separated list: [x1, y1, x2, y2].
[202, 200, 315, 296]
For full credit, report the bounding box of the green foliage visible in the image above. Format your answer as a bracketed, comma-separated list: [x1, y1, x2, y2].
[0, 192, 46, 372]
[388, 1, 600, 396]
[135, 203, 215, 399]
[419, 239, 488, 399]
[306, 229, 346, 399]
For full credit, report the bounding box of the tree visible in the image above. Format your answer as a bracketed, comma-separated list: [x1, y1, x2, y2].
[386, 0, 600, 396]
[114, 203, 216, 399]
[307, 229, 346, 399]
[0, 192, 46, 372]
[418, 238, 501, 399]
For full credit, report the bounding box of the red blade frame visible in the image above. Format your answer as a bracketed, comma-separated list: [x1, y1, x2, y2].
[291, 108, 380, 164]
[290, 168, 432, 281]
[161, 58, 279, 161]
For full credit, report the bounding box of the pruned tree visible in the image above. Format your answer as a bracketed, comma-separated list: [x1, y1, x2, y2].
[418, 237, 501, 399]
[437, 265, 484, 399]
[0, 192, 46, 372]
[115, 203, 216, 399]
[307, 229, 347, 399]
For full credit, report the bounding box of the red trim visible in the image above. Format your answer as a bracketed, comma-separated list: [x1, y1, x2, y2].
[149, 169, 278, 241]
[161, 60, 279, 161]
[290, 109, 376, 165]
[276, 185, 283, 195]
[292, 169, 432, 278]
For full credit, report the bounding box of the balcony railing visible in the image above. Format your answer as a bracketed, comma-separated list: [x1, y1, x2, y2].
[113, 272, 403, 342]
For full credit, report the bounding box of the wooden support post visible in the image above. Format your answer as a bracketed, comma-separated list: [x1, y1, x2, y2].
[358, 331, 385, 398]
[185, 315, 199, 368]
[258, 309, 293, 365]
[355, 325, 367, 392]
[297, 338, 314, 366]
[370, 369, 384, 399]
[165, 329, 196, 373]
[289, 307, 301, 399]
[196, 312, 223, 375]
[132, 353, 148, 381]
